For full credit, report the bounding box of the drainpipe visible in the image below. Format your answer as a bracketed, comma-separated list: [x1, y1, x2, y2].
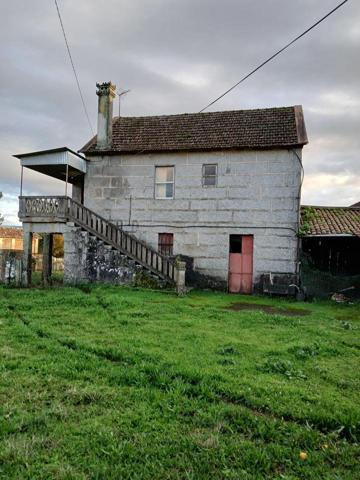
[291, 148, 304, 281]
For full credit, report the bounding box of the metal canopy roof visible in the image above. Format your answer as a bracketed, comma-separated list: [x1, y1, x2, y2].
[13, 147, 87, 184]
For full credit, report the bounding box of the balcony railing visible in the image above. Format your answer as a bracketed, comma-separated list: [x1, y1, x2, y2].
[19, 196, 68, 220]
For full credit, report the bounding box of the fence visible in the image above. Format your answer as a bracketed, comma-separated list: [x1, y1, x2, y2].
[300, 254, 360, 299]
[0, 250, 64, 285]
[0, 251, 22, 285]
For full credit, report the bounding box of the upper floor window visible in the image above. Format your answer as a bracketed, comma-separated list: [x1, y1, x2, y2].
[155, 166, 174, 199]
[202, 164, 217, 187]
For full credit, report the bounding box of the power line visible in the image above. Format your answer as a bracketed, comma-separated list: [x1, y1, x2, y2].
[54, 0, 94, 135]
[199, 0, 349, 113]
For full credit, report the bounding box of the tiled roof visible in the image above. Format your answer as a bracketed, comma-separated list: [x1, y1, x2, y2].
[0, 227, 23, 239]
[301, 206, 360, 237]
[81, 105, 307, 154]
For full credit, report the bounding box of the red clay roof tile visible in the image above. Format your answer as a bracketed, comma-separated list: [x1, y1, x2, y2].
[301, 206, 360, 237]
[81, 106, 307, 154]
[0, 227, 23, 239]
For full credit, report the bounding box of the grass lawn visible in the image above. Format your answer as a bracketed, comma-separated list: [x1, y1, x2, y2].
[0, 285, 359, 479]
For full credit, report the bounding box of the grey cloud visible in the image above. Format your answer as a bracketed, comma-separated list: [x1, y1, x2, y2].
[0, 0, 359, 224]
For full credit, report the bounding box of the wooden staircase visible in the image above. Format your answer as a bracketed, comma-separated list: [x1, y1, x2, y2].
[19, 196, 180, 286]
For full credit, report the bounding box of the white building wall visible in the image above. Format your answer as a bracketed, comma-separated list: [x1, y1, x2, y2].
[83, 148, 302, 286]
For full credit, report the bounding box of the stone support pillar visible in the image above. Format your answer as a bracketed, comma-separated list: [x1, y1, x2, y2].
[175, 259, 186, 295]
[15, 259, 22, 286]
[22, 229, 33, 287]
[42, 233, 53, 286]
[63, 226, 86, 284]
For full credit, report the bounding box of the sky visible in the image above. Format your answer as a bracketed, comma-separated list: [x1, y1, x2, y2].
[0, 0, 359, 225]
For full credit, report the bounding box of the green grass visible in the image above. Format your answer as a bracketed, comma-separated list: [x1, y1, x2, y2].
[0, 285, 359, 479]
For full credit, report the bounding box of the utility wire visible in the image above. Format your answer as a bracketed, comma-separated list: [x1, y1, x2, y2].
[54, 0, 94, 135]
[199, 0, 349, 113]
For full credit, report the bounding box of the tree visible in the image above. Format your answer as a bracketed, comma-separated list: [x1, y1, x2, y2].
[0, 192, 4, 225]
[52, 234, 64, 258]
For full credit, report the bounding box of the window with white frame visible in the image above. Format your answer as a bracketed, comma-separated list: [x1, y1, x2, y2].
[202, 164, 217, 186]
[155, 166, 174, 199]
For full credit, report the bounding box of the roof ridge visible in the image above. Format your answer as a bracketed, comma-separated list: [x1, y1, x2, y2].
[112, 105, 297, 122]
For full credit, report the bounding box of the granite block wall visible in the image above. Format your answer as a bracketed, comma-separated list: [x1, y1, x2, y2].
[83, 148, 302, 286]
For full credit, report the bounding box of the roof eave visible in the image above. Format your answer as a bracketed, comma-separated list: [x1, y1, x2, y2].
[82, 143, 307, 156]
[303, 233, 357, 238]
[14, 146, 88, 162]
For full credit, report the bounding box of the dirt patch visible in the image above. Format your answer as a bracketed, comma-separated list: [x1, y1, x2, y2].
[228, 302, 310, 317]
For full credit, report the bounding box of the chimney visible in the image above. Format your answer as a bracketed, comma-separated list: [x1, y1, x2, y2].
[96, 81, 116, 150]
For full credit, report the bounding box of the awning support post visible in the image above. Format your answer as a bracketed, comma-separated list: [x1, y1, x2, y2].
[65, 163, 69, 197]
[20, 166, 23, 196]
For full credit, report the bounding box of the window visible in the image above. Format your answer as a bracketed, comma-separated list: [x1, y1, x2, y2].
[229, 235, 242, 253]
[158, 233, 174, 256]
[202, 164, 217, 186]
[0, 238, 12, 250]
[155, 166, 174, 199]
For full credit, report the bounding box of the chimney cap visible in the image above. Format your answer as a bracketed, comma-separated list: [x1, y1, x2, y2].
[96, 81, 116, 98]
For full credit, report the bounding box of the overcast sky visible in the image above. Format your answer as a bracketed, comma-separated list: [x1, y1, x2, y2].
[0, 0, 359, 224]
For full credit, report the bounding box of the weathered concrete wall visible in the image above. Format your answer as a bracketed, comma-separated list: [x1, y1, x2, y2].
[72, 178, 83, 203]
[83, 148, 302, 287]
[63, 228, 138, 284]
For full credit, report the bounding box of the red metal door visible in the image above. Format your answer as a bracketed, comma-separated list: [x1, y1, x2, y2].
[228, 235, 253, 294]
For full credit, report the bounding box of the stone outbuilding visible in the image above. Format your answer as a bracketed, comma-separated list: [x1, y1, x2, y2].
[300, 205, 360, 276]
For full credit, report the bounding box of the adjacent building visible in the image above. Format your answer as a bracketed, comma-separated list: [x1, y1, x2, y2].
[0, 226, 39, 253]
[301, 205, 360, 276]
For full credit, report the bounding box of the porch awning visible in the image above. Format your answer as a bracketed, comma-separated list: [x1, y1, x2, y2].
[13, 147, 87, 184]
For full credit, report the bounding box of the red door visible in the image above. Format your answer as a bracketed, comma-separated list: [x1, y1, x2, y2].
[228, 235, 253, 294]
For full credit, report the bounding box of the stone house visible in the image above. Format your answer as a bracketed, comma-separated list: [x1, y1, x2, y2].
[0, 226, 39, 253]
[15, 82, 308, 293]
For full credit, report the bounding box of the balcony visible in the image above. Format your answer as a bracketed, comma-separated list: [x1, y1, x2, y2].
[19, 196, 70, 223]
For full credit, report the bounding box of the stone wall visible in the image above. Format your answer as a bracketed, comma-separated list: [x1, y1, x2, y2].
[63, 227, 138, 285]
[84, 148, 302, 286]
